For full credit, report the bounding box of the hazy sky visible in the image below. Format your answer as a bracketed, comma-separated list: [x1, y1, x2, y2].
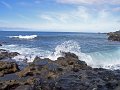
[0, 0, 120, 32]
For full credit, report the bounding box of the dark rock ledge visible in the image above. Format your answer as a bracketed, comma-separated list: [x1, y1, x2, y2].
[0, 51, 120, 90]
[107, 30, 120, 41]
[0, 49, 20, 60]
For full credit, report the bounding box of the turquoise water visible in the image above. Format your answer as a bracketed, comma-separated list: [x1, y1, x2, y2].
[0, 31, 120, 69]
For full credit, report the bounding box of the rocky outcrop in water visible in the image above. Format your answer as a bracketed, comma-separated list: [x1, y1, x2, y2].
[0, 49, 20, 60]
[108, 30, 120, 41]
[0, 52, 120, 90]
[0, 44, 2, 46]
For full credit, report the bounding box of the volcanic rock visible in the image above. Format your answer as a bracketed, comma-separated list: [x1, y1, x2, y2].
[108, 30, 120, 41]
[0, 49, 20, 60]
[0, 52, 120, 90]
[0, 61, 20, 77]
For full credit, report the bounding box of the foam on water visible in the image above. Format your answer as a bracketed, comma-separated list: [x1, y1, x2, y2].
[1, 40, 120, 70]
[0, 40, 92, 64]
[0, 44, 51, 62]
[47, 40, 93, 65]
[88, 48, 120, 70]
[8, 35, 38, 40]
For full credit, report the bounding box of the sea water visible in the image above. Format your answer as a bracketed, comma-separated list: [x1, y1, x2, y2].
[0, 31, 120, 70]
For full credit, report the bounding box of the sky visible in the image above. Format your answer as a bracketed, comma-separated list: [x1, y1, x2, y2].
[0, 0, 120, 32]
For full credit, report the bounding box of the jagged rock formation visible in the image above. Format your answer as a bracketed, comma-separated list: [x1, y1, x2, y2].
[0, 52, 120, 90]
[0, 49, 20, 60]
[108, 30, 120, 41]
[0, 61, 20, 77]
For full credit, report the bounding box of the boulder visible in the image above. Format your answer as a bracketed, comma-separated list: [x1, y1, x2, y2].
[0, 61, 20, 77]
[17, 58, 63, 80]
[0, 49, 20, 60]
[56, 52, 89, 70]
[0, 77, 41, 90]
[17, 53, 89, 79]
[17, 65, 36, 77]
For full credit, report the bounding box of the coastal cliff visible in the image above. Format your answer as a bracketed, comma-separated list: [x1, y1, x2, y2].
[108, 30, 120, 41]
[0, 50, 120, 90]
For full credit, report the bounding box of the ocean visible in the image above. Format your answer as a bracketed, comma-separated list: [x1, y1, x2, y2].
[0, 31, 120, 69]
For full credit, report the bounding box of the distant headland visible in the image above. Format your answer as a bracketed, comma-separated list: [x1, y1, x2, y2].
[107, 30, 120, 41]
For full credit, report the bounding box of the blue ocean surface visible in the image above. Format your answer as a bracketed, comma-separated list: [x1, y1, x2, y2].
[0, 31, 120, 69]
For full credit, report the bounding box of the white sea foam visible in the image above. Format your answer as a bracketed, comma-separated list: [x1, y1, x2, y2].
[1, 41, 120, 70]
[0, 41, 92, 64]
[88, 48, 120, 70]
[8, 35, 38, 40]
[0, 44, 51, 63]
[47, 40, 93, 65]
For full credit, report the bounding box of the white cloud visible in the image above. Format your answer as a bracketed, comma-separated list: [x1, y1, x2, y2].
[57, 0, 120, 5]
[99, 10, 109, 18]
[1, 3, 119, 32]
[75, 6, 90, 21]
[37, 6, 91, 23]
[56, 14, 69, 23]
[29, 6, 120, 32]
[1, 1, 12, 9]
[112, 7, 120, 12]
[39, 15, 55, 22]
[1, 20, 119, 32]
[57, 0, 98, 4]
[38, 13, 71, 23]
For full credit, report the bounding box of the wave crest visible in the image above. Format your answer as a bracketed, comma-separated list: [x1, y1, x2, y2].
[1, 40, 120, 70]
[8, 35, 38, 40]
[47, 40, 93, 65]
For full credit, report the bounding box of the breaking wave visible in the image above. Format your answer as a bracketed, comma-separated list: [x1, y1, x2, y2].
[1, 40, 120, 70]
[88, 48, 120, 70]
[8, 35, 38, 40]
[47, 40, 93, 65]
[0, 40, 92, 64]
[0, 44, 51, 63]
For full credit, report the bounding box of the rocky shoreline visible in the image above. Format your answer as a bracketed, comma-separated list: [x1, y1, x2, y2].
[0, 49, 120, 90]
[107, 30, 120, 41]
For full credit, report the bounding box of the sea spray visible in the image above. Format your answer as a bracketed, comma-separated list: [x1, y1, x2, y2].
[0, 44, 51, 62]
[47, 40, 93, 65]
[1, 41, 120, 70]
[0, 41, 93, 64]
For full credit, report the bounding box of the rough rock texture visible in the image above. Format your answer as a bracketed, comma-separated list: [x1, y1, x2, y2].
[0, 52, 120, 90]
[0, 61, 20, 77]
[0, 49, 20, 60]
[108, 30, 120, 41]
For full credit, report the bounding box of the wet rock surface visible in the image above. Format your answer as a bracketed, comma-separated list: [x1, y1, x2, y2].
[0, 52, 120, 90]
[108, 30, 120, 41]
[0, 49, 20, 60]
[0, 44, 2, 46]
[0, 61, 20, 77]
